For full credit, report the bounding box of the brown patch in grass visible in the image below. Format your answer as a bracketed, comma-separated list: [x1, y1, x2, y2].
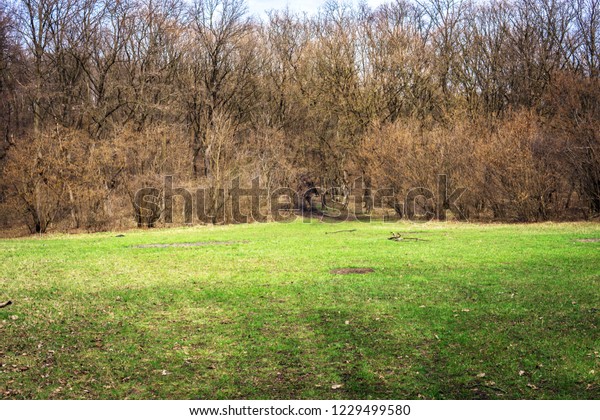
[577, 238, 600, 243]
[133, 241, 247, 248]
[330, 268, 375, 275]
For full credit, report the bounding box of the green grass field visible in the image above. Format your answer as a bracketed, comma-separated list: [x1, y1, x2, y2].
[1, 221, 599, 399]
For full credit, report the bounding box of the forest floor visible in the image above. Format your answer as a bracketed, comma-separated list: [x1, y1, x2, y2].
[0, 221, 599, 399]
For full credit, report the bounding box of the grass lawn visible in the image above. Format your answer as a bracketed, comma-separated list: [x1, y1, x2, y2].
[0, 220, 599, 399]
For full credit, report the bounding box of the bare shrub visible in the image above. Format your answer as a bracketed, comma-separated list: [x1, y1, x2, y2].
[477, 111, 562, 221]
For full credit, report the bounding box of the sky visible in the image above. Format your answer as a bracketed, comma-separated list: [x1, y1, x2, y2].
[245, 0, 388, 20]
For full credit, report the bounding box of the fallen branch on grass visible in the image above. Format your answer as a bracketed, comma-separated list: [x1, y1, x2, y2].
[388, 232, 429, 242]
[0, 300, 12, 308]
[325, 229, 357, 235]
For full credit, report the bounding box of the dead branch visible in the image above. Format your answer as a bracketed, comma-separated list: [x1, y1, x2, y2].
[388, 232, 428, 241]
[326, 229, 357, 234]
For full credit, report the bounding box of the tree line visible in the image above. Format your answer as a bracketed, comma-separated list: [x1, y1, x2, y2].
[0, 0, 598, 233]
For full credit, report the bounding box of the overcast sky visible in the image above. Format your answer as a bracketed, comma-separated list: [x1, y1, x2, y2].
[245, 0, 388, 19]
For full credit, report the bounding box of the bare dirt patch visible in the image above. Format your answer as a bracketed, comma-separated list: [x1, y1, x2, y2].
[330, 268, 375, 275]
[133, 241, 247, 249]
[577, 238, 600, 243]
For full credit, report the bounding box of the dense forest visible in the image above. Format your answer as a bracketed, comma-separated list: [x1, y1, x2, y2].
[0, 0, 598, 233]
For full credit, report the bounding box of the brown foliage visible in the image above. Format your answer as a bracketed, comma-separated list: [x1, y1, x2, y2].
[1, 0, 600, 234]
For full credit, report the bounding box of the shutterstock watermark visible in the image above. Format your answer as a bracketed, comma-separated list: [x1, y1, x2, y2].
[133, 174, 467, 225]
